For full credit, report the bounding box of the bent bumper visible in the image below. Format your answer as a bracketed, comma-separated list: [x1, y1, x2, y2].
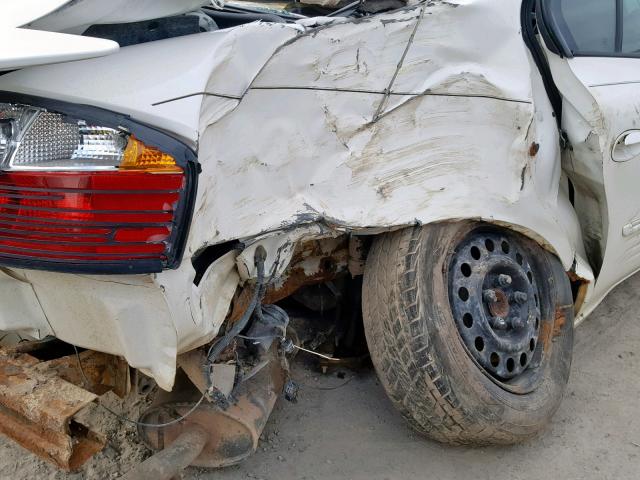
[0, 251, 239, 391]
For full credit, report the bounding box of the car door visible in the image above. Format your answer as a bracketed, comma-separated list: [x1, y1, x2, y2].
[536, 0, 640, 299]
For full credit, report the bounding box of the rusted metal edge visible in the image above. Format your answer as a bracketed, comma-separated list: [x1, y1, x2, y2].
[229, 237, 350, 324]
[0, 347, 107, 471]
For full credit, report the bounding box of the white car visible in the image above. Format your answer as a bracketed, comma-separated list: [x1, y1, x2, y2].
[0, 0, 638, 468]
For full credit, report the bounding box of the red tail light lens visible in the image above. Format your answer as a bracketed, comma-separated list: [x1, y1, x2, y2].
[0, 170, 186, 269]
[0, 96, 198, 273]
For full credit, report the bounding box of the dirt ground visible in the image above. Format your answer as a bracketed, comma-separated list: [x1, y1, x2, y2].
[1, 273, 640, 480]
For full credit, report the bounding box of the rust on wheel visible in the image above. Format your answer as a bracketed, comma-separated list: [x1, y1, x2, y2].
[448, 231, 542, 380]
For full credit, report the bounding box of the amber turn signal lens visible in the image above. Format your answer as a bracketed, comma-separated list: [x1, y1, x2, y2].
[120, 136, 182, 172]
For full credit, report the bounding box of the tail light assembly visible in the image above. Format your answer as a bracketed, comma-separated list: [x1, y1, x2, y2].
[0, 95, 197, 273]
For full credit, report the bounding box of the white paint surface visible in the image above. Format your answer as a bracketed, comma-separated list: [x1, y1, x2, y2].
[542, 45, 640, 319]
[1, 0, 632, 389]
[0, 28, 118, 71]
[22, 0, 211, 33]
[0, 0, 69, 28]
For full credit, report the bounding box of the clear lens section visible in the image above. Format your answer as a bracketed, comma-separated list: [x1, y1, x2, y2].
[12, 113, 128, 170]
[0, 103, 129, 171]
[12, 112, 81, 168]
[0, 103, 40, 166]
[0, 120, 10, 162]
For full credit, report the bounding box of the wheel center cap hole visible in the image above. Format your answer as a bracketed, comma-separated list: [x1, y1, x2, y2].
[487, 289, 509, 318]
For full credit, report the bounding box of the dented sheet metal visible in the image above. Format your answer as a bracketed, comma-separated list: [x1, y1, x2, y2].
[190, 0, 582, 269]
[0, 0, 587, 390]
[0, 22, 300, 145]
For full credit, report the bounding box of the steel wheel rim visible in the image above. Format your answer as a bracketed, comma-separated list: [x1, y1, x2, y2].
[448, 231, 542, 381]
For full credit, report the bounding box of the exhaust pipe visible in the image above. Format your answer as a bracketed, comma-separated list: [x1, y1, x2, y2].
[134, 353, 285, 470]
[127, 302, 290, 477]
[119, 426, 208, 480]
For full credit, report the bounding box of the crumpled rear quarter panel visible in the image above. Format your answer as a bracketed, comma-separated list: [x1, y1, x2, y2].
[189, 0, 579, 269]
[0, 0, 586, 390]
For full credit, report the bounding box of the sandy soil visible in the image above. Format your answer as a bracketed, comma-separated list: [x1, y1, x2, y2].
[1, 272, 640, 480]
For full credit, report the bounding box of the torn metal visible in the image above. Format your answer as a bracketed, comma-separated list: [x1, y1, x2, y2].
[0, 0, 592, 391]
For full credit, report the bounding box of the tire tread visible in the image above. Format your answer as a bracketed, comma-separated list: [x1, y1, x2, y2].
[362, 226, 559, 445]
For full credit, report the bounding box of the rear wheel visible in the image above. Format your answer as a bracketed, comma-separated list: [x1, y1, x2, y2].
[362, 222, 574, 445]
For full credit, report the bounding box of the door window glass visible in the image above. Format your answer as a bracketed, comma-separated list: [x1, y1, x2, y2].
[547, 0, 640, 57]
[559, 0, 616, 54]
[623, 0, 640, 53]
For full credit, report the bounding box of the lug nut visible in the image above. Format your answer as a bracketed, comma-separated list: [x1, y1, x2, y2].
[490, 316, 508, 330]
[280, 337, 295, 355]
[513, 291, 528, 304]
[483, 289, 498, 303]
[497, 274, 512, 287]
[511, 317, 526, 329]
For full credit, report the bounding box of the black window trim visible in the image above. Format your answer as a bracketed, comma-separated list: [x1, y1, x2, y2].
[616, 0, 624, 51]
[524, 0, 563, 123]
[540, 0, 640, 59]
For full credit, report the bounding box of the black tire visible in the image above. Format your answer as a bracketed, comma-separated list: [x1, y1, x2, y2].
[362, 222, 574, 445]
